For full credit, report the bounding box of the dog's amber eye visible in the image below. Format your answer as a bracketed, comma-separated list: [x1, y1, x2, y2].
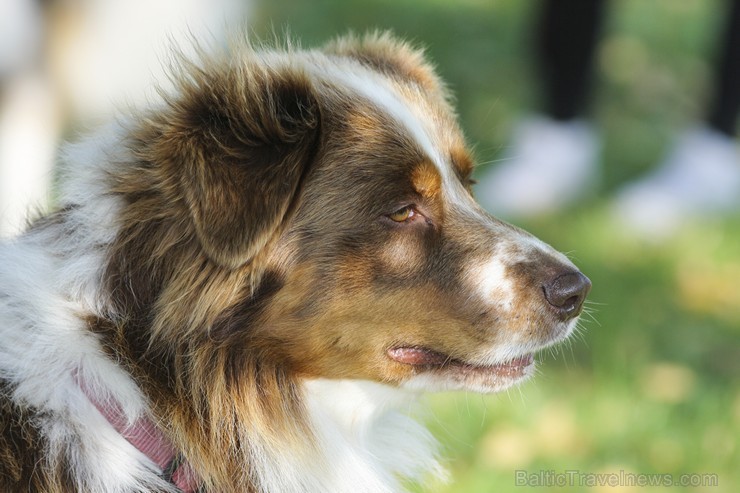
[389, 206, 416, 222]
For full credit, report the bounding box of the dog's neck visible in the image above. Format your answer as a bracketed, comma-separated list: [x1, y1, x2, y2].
[75, 371, 200, 492]
[276, 379, 444, 493]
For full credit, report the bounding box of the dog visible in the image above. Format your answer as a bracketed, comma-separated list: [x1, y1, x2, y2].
[0, 33, 591, 493]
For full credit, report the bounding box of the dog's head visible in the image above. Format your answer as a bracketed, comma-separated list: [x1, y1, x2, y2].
[112, 33, 589, 396]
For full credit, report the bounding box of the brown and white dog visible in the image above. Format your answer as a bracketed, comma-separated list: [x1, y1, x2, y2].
[0, 33, 591, 493]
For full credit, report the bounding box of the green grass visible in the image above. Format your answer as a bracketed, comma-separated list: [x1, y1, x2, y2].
[254, 1, 739, 491]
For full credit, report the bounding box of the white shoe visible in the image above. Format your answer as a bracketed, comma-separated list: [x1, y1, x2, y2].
[476, 116, 600, 219]
[614, 126, 740, 239]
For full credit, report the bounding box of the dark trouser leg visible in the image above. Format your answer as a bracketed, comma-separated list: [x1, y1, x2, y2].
[707, 0, 740, 137]
[536, 0, 607, 121]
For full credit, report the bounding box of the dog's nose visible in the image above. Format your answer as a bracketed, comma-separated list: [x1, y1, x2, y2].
[542, 271, 591, 320]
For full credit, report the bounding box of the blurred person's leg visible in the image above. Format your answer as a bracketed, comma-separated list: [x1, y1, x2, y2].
[53, 0, 251, 123]
[0, 0, 42, 78]
[538, 0, 606, 121]
[615, 0, 740, 239]
[0, 75, 59, 237]
[478, 0, 607, 218]
[1, 0, 251, 238]
[0, 0, 57, 238]
[707, 0, 740, 137]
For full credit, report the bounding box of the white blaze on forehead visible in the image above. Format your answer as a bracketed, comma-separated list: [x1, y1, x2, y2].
[310, 59, 473, 206]
[323, 64, 442, 159]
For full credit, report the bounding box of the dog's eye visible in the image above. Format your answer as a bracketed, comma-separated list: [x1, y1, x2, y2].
[388, 206, 417, 223]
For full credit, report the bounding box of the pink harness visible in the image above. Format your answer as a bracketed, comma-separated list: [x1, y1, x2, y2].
[77, 375, 200, 492]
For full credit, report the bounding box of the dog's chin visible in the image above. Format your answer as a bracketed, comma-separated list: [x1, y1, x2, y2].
[390, 347, 537, 394]
[390, 319, 579, 393]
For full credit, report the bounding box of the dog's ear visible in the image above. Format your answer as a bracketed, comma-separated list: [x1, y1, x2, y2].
[164, 59, 320, 269]
[325, 31, 449, 99]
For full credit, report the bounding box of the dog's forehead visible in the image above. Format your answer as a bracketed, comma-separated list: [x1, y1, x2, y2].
[311, 57, 472, 196]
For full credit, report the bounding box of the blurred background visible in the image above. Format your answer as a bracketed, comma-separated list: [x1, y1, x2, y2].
[0, 0, 738, 491]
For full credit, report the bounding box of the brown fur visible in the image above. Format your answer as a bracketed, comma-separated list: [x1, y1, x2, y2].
[0, 381, 75, 493]
[95, 52, 324, 492]
[93, 35, 471, 490]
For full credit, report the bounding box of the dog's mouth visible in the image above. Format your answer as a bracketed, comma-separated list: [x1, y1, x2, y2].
[388, 346, 535, 392]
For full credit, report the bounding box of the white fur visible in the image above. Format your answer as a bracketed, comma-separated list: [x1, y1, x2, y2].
[468, 256, 515, 310]
[244, 380, 445, 493]
[480, 316, 578, 363]
[0, 123, 176, 492]
[401, 366, 535, 394]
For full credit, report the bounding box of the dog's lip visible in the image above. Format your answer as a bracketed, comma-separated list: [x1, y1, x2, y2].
[387, 346, 534, 377]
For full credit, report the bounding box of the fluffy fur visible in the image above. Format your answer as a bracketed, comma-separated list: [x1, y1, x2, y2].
[0, 33, 589, 492]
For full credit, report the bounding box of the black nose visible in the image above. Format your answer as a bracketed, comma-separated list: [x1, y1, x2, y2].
[542, 271, 591, 320]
